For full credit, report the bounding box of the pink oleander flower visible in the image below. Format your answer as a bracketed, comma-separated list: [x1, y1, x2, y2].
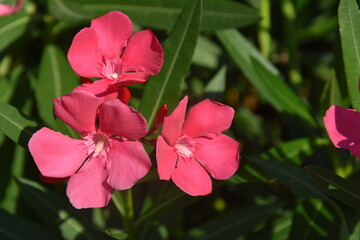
[68, 11, 164, 87]
[28, 91, 151, 209]
[324, 105, 360, 157]
[156, 96, 240, 196]
[0, 0, 24, 17]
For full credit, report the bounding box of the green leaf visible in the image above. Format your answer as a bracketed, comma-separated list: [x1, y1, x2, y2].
[139, 0, 202, 125]
[35, 44, 78, 127]
[192, 35, 222, 69]
[320, 71, 344, 115]
[216, 29, 317, 127]
[262, 138, 329, 165]
[16, 177, 112, 240]
[184, 204, 279, 240]
[79, 0, 259, 31]
[249, 157, 326, 198]
[0, 209, 61, 240]
[305, 166, 360, 211]
[48, 0, 91, 22]
[289, 199, 349, 240]
[338, 0, 360, 111]
[0, 101, 40, 148]
[0, 13, 30, 51]
[203, 65, 226, 102]
[105, 228, 127, 240]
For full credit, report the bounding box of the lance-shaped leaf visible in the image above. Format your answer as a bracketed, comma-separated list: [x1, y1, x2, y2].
[16, 177, 112, 240]
[0, 209, 60, 240]
[139, 0, 202, 125]
[79, 0, 259, 31]
[0, 12, 30, 51]
[183, 204, 279, 240]
[216, 29, 317, 127]
[48, 0, 90, 22]
[0, 101, 40, 148]
[249, 157, 326, 199]
[305, 166, 360, 211]
[338, 0, 360, 111]
[35, 44, 78, 127]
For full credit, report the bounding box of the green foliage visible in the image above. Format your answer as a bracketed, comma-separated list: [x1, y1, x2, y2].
[139, 0, 202, 124]
[0, 0, 359, 239]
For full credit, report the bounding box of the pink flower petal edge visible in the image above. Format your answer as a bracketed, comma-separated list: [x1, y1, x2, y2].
[324, 105, 360, 157]
[156, 96, 240, 196]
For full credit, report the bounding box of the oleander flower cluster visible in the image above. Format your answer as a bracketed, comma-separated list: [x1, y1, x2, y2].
[28, 11, 240, 209]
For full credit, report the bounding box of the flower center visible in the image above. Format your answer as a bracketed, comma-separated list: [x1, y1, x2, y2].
[101, 57, 123, 80]
[174, 135, 195, 158]
[84, 133, 110, 158]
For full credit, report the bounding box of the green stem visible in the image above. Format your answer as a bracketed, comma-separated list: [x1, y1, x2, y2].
[281, 0, 302, 89]
[123, 189, 135, 240]
[258, 0, 271, 58]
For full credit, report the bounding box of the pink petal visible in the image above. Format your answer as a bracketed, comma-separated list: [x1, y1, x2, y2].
[99, 99, 147, 139]
[156, 135, 178, 180]
[172, 158, 212, 196]
[66, 156, 113, 209]
[194, 134, 240, 179]
[106, 140, 151, 190]
[162, 96, 188, 146]
[54, 91, 102, 135]
[122, 30, 164, 75]
[0, 0, 23, 16]
[67, 28, 102, 78]
[182, 99, 234, 138]
[324, 105, 360, 156]
[72, 79, 118, 102]
[28, 128, 88, 178]
[91, 11, 133, 58]
[116, 72, 151, 85]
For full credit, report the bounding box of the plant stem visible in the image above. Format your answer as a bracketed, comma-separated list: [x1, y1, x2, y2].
[281, 0, 302, 89]
[258, 0, 271, 58]
[123, 189, 135, 240]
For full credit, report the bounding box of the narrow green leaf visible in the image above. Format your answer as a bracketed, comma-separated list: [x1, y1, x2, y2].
[320, 71, 344, 115]
[262, 138, 329, 165]
[249, 157, 326, 198]
[48, 0, 91, 22]
[184, 204, 279, 240]
[305, 166, 360, 211]
[192, 35, 222, 69]
[139, 0, 202, 125]
[35, 44, 78, 127]
[0, 13, 30, 51]
[105, 229, 127, 240]
[79, 0, 259, 31]
[0, 209, 61, 240]
[338, 0, 360, 111]
[203, 65, 226, 102]
[16, 178, 112, 240]
[216, 29, 317, 127]
[350, 221, 360, 240]
[0, 101, 40, 148]
[289, 199, 348, 240]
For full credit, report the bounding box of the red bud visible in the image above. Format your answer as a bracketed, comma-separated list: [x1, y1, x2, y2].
[118, 87, 131, 104]
[154, 104, 168, 127]
[80, 77, 93, 84]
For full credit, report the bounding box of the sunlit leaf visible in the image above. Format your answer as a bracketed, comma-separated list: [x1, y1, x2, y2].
[78, 0, 259, 31]
[216, 29, 317, 127]
[305, 166, 360, 211]
[48, 0, 91, 22]
[139, 0, 202, 125]
[0, 13, 30, 51]
[0, 101, 40, 148]
[16, 178, 112, 240]
[338, 0, 360, 111]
